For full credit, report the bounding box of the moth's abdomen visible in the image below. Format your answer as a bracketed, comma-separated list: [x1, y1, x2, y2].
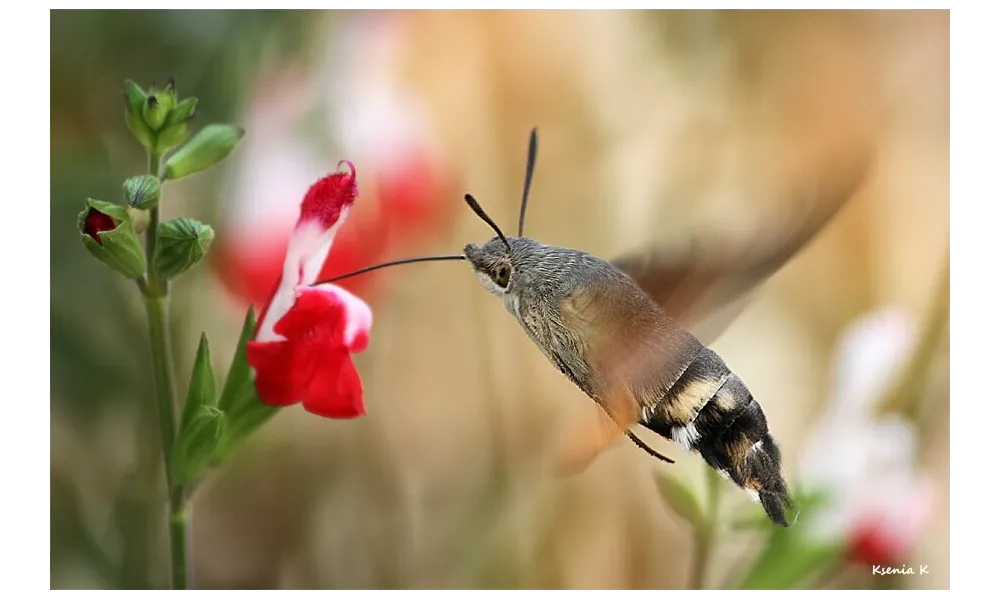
[640, 347, 793, 526]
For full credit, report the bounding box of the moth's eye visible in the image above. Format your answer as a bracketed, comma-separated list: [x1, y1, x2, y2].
[494, 265, 511, 288]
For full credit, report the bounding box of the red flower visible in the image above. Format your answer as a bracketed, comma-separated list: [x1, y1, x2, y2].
[84, 208, 117, 245]
[246, 161, 374, 419]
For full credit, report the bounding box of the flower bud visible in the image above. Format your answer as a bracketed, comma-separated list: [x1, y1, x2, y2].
[123, 174, 161, 210]
[164, 124, 244, 180]
[154, 97, 198, 153]
[142, 90, 174, 132]
[173, 405, 225, 485]
[153, 218, 215, 280]
[77, 199, 147, 279]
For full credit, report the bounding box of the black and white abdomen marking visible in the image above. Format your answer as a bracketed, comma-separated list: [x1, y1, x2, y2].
[640, 346, 792, 526]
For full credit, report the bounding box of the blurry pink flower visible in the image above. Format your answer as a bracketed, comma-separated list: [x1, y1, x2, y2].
[212, 17, 459, 312]
[797, 307, 934, 565]
[246, 163, 373, 419]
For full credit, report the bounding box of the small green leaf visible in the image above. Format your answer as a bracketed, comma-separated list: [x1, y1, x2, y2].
[179, 333, 216, 430]
[152, 218, 214, 280]
[212, 306, 279, 464]
[123, 174, 161, 210]
[164, 124, 244, 180]
[172, 405, 225, 485]
[655, 472, 705, 529]
[77, 199, 146, 279]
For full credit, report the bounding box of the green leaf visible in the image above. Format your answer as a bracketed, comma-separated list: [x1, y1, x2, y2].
[77, 199, 147, 279]
[655, 472, 705, 529]
[734, 487, 843, 590]
[179, 333, 216, 431]
[152, 218, 214, 280]
[164, 124, 244, 180]
[172, 405, 225, 485]
[212, 306, 279, 464]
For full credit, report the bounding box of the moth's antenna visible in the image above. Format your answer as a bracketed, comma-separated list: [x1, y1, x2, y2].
[312, 254, 466, 286]
[517, 127, 539, 237]
[465, 193, 511, 251]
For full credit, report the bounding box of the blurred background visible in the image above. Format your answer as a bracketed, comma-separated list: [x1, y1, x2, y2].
[51, 9, 949, 590]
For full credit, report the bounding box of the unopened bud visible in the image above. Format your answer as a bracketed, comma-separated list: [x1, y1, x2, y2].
[153, 218, 215, 280]
[123, 174, 161, 210]
[77, 199, 146, 279]
[142, 92, 173, 132]
[164, 124, 244, 180]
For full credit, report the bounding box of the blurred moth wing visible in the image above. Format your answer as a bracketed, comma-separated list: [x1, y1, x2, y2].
[610, 147, 874, 345]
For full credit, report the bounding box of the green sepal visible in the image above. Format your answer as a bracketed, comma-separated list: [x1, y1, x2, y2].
[77, 199, 146, 279]
[123, 174, 161, 210]
[166, 97, 198, 126]
[164, 124, 244, 180]
[655, 472, 705, 529]
[123, 79, 146, 116]
[155, 122, 190, 154]
[125, 110, 156, 152]
[172, 405, 225, 486]
[211, 306, 279, 464]
[152, 218, 214, 280]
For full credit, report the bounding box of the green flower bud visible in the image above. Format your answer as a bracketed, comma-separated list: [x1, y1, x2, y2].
[142, 91, 174, 132]
[164, 124, 244, 180]
[173, 405, 225, 485]
[166, 97, 198, 126]
[77, 199, 147, 279]
[153, 218, 214, 280]
[123, 174, 161, 210]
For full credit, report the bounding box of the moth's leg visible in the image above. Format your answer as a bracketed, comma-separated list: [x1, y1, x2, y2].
[551, 385, 639, 476]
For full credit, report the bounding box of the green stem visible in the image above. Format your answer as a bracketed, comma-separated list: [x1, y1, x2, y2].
[141, 150, 189, 590]
[690, 466, 722, 590]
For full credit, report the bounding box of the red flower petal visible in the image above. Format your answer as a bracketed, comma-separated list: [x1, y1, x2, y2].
[84, 208, 117, 245]
[247, 284, 372, 419]
[302, 352, 365, 419]
[246, 339, 307, 407]
[298, 160, 358, 231]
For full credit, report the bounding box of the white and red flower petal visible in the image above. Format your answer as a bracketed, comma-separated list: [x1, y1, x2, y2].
[255, 162, 359, 343]
[246, 162, 375, 420]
